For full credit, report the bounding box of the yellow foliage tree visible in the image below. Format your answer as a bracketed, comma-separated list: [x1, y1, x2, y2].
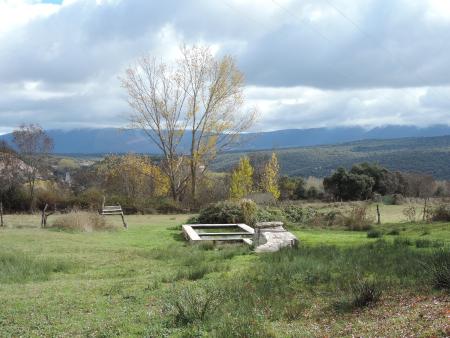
[230, 156, 253, 199]
[261, 153, 280, 199]
[98, 154, 169, 199]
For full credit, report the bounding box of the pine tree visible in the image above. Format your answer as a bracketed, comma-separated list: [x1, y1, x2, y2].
[262, 153, 280, 199]
[230, 156, 254, 199]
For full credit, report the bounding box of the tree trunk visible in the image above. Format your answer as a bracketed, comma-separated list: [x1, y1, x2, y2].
[190, 126, 197, 205]
[0, 201, 4, 227]
[190, 159, 197, 206]
[29, 181, 35, 213]
[376, 204, 381, 225]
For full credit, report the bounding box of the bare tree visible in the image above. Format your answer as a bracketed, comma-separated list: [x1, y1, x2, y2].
[13, 124, 53, 211]
[121, 45, 255, 203]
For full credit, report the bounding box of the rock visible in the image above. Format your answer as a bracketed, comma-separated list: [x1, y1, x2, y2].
[253, 221, 298, 253]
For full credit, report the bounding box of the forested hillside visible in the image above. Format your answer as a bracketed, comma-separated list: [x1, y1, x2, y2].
[212, 135, 450, 179]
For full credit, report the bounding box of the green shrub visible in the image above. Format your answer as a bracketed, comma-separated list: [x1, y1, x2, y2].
[196, 200, 257, 225]
[394, 237, 412, 246]
[154, 198, 185, 214]
[383, 194, 405, 205]
[426, 249, 450, 290]
[387, 229, 400, 236]
[415, 239, 444, 248]
[281, 205, 305, 223]
[240, 199, 257, 226]
[51, 211, 117, 232]
[75, 187, 104, 210]
[367, 229, 382, 238]
[255, 207, 286, 223]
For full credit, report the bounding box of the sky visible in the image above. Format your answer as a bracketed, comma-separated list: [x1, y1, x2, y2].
[0, 0, 450, 134]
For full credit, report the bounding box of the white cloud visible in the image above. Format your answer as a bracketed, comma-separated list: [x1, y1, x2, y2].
[0, 0, 59, 35]
[0, 0, 449, 133]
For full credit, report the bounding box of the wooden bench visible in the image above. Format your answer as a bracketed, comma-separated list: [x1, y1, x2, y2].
[101, 197, 127, 228]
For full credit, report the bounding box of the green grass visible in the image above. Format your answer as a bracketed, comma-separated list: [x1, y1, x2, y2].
[0, 212, 448, 337]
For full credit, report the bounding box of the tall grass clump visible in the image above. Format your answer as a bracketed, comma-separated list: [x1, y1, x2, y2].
[347, 277, 382, 308]
[0, 251, 70, 283]
[426, 249, 450, 290]
[161, 282, 223, 325]
[51, 211, 117, 232]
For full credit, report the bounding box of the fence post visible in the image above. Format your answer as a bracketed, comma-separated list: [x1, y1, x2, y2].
[0, 201, 4, 227]
[376, 204, 381, 225]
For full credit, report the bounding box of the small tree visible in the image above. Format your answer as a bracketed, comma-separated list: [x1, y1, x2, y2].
[261, 153, 280, 200]
[230, 156, 253, 199]
[279, 176, 305, 200]
[12, 124, 53, 211]
[98, 154, 169, 200]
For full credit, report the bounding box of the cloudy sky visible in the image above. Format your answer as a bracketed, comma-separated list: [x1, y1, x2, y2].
[0, 0, 450, 134]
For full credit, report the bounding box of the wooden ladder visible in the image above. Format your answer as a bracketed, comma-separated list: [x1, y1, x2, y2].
[101, 197, 128, 228]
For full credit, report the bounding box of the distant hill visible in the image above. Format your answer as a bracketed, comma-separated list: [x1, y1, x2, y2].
[212, 135, 450, 180]
[2, 125, 450, 154]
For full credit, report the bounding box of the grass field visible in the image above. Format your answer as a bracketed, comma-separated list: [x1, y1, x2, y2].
[0, 212, 449, 337]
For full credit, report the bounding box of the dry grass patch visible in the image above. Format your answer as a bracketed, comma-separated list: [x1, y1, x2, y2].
[51, 211, 117, 232]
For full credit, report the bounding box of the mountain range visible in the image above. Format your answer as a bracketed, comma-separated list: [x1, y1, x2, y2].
[2, 125, 450, 154]
[212, 134, 450, 179]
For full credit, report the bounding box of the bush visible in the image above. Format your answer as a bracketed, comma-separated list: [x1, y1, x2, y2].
[196, 200, 257, 225]
[415, 239, 444, 248]
[342, 205, 373, 231]
[367, 229, 382, 238]
[431, 204, 450, 222]
[74, 188, 104, 210]
[51, 211, 117, 232]
[426, 249, 450, 290]
[394, 237, 412, 246]
[281, 205, 305, 223]
[402, 205, 417, 222]
[308, 209, 345, 227]
[255, 207, 286, 223]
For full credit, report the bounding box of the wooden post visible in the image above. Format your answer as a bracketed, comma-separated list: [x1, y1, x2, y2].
[376, 204, 381, 225]
[120, 212, 128, 229]
[0, 201, 4, 227]
[41, 204, 54, 228]
[41, 204, 48, 228]
[422, 198, 427, 222]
